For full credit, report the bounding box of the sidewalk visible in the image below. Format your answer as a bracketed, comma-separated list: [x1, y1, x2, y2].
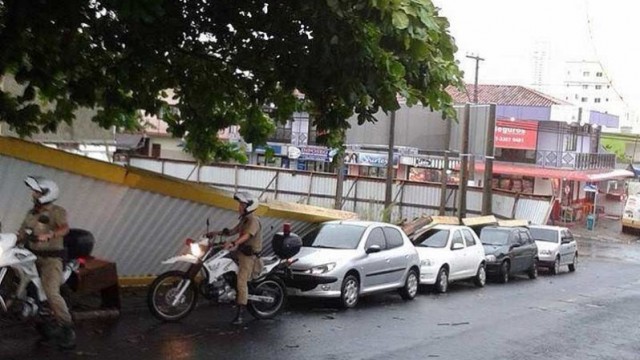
[567, 215, 640, 244]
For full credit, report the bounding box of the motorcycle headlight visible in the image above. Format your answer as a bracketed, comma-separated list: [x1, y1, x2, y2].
[190, 243, 203, 258]
[305, 263, 336, 275]
[420, 259, 433, 267]
[485, 255, 497, 262]
[540, 249, 552, 255]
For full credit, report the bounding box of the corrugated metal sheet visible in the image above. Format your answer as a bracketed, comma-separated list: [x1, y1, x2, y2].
[514, 198, 552, 225]
[0, 147, 353, 277]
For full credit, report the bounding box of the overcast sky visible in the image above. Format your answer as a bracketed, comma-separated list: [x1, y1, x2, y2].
[433, 0, 639, 116]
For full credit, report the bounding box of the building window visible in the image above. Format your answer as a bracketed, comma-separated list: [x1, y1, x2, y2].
[595, 85, 602, 90]
[566, 132, 578, 151]
[583, 71, 590, 77]
[575, 94, 579, 99]
[582, 85, 589, 90]
[565, 97, 569, 100]
[596, 72, 603, 77]
[594, 98, 601, 103]
[606, 98, 609, 102]
[607, 85, 610, 89]
[581, 97, 588, 102]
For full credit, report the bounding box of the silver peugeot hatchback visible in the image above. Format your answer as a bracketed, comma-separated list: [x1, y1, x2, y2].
[285, 220, 420, 308]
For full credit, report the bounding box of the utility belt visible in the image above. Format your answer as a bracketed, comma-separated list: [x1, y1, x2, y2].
[238, 244, 261, 257]
[26, 243, 66, 259]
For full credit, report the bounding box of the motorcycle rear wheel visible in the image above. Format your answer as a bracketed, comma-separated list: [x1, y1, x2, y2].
[147, 270, 198, 322]
[247, 276, 286, 320]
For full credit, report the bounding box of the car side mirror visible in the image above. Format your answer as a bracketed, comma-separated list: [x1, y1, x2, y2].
[366, 245, 382, 254]
[451, 243, 464, 251]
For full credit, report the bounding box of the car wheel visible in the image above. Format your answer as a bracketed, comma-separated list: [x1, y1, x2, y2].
[528, 259, 538, 279]
[568, 253, 578, 272]
[399, 269, 419, 300]
[499, 261, 510, 284]
[434, 267, 449, 293]
[550, 256, 560, 275]
[340, 274, 360, 309]
[473, 264, 486, 287]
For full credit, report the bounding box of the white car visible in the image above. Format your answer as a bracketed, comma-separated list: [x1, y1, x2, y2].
[528, 225, 578, 275]
[412, 225, 486, 293]
[286, 221, 420, 308]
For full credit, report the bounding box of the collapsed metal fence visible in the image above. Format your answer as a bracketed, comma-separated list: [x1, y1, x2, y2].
[128, 157, 554, 225]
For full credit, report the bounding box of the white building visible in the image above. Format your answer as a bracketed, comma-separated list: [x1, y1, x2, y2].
[560, 60, 634, 131]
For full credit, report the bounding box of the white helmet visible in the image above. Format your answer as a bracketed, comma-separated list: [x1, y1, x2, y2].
[24, 176, 59, 205]
[234, 192, 258, 215]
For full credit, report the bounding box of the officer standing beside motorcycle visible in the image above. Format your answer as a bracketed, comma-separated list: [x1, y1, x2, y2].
[17, 176, 75, 349]
[208, 192, 263, 325]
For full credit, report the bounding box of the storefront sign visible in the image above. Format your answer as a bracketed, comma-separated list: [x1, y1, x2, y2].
[299, 146, 330, 161]
[345, 152, 399, 167]
[495, 120, 538, 150]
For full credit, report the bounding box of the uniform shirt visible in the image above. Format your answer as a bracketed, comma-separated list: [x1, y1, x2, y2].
[240, 214, 262, 253]
[19, 204, 68, 252]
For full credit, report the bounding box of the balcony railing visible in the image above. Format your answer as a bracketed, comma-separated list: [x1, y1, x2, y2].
[536, 151, 615, 170]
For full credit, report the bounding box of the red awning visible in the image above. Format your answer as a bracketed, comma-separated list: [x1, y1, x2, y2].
[469, 162, 634, 182]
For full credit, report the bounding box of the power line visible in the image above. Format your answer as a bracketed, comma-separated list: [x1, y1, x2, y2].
[583, 0, 629, 110]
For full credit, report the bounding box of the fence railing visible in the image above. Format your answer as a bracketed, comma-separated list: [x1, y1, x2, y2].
[536, 151, 615, 170]
[125, 157, 554, 225]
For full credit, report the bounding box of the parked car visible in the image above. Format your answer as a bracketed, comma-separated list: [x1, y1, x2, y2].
[412, 224, 486, 293]
[479, 226, 538, 283]
[528, 225, 578, 274]
[285, 221, 420, 308]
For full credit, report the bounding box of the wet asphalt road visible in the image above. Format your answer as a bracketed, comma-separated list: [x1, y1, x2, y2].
[1, 239, 640, 360]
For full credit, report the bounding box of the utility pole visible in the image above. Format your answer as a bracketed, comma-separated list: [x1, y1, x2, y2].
[466, 54, 485, 103]
[334, 130, 345, 210]
[439, 117, 452, 215]
[482, 104, 497, 215]
[458, 104, 471, 221]
[384, 111, 396, 222]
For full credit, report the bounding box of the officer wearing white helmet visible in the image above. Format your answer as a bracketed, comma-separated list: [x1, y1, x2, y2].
[207, 191, 263, 325]
[18, 176, 75, 349]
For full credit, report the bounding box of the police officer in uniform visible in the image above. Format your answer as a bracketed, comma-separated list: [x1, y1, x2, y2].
[208, 192, 262, 325]
[18, 176, 75, 349]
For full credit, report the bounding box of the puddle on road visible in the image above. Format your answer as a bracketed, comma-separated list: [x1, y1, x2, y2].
[577, 240, 640, 264]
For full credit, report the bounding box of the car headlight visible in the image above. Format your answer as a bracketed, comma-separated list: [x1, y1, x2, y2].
[420, 259, 434, 267]
[305, 263, 336, 275]
[485, 255, 497, 262]
[540, 249, 552, 255]
[190, 243, 203, 257]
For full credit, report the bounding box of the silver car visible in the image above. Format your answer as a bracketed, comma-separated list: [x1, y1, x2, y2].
[529, 225, 578, 275]
[285, 220, 420, 308]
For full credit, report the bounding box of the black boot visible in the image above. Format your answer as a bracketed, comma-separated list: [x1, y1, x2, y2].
[35, 321, 61, 347]
[232, 305, 245, 325]
[57, 324, 76, 350]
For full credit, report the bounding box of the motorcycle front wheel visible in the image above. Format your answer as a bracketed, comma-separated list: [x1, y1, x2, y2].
[147, 270, 198, 322]
[247, 276, 286, 320]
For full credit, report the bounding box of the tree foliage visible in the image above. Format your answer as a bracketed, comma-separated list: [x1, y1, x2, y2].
[0, 0, 462, 162]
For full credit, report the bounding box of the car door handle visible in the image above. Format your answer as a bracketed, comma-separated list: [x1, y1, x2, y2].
[385, 259, 391, 263]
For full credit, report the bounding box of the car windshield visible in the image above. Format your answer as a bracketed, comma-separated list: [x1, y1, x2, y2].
[303, 224, 365, 249]
[480, 228, 510, 246]
[530, 228, 557, 243]
[416, 229, 449, 248]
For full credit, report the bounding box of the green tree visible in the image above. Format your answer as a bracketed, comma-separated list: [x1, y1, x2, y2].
[0, 0, 462, 162]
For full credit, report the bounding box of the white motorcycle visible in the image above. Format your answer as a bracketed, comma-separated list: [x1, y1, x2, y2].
[147, 230, 300, 322]
[0, 223, 93, 323]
